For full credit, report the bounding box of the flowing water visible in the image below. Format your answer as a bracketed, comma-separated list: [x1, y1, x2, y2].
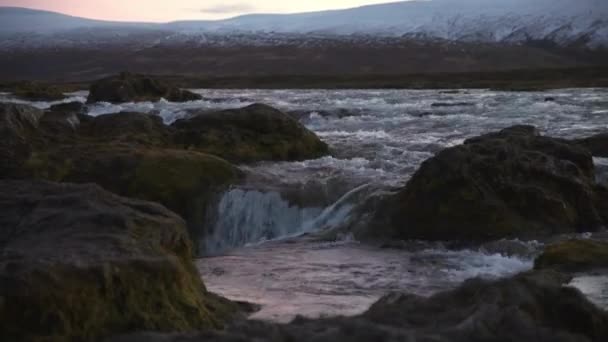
[3, 88, 608, 320]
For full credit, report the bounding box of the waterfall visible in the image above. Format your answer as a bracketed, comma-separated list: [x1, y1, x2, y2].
[203, 183, 372, 254]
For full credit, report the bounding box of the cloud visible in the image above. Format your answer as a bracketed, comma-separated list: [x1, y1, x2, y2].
[198, 2, 257, 14]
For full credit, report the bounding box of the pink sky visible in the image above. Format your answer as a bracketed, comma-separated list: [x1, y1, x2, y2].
[0, 0, 395, 22]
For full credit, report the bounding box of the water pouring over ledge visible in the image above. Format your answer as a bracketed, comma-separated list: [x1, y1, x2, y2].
[3, 88, 608, 320]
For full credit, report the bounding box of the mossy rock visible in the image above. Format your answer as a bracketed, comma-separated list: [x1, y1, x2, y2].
[79, 112, 173, 147]
[367, 125, 605, 242]
[534, 239, 608, 272]
[10, 81, 66, 101]
[0, 180, 239, 342]
[87, 72, 202, 103]
[172, 103, 329, 163]
[0, 103, 45, 177]
[22, 145, 242, 252]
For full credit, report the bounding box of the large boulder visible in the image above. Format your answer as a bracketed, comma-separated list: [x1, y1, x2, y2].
[172, 103, 329, 163]
[575, 132, 608, 157]
[109, 271, 608, 342]
[0, 181, 239, 342]
[535, 239, 608, 272]
[22, 145, 242, 252]
[87, 73, 202, 103]
[367, 125, 607, 242]
[80, 112, 173, 146]
[0, 103, 45, 177]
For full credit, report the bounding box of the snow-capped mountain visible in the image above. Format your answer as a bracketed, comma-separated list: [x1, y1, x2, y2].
[1, 0, 607, 48]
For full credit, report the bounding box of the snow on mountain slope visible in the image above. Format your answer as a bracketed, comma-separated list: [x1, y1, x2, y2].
[1, 0, 607, 47]
[182, 0, 608, 47]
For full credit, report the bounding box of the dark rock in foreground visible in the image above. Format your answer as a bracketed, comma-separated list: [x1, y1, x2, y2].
[172, 103, 329, 163]
[0, 103, 44, 177]
[108, 271, 608, 342]
[0, 181, 238, 342]
[575, 132, 608, 157]
[367, 125, 607, 242]
[87, 72, 202, 103]
[535, 239, 608, 272]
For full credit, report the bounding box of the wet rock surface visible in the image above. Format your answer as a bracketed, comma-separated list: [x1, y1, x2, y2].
[575, 132, 608, 158]
[0, 102, 330, 251]
[535, 239, 608, 272]
[87, 72, 202, 103]
[108, 271, 608, 342]
[0, 180, 240, 342]
[172, 103, 329, 163]
[368, 125, 608, 242]
[9, 81, 66, 101]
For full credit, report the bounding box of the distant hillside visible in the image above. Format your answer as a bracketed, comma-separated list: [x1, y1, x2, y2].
[1, 0, 608, 47]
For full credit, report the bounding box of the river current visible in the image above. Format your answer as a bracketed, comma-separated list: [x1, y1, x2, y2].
[3, 88, 608, 321]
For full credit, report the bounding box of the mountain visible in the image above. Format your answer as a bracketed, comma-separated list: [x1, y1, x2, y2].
[1, 0, 607, 47]
[0, 7, 157, 33]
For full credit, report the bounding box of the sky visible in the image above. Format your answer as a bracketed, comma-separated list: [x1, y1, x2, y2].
[0, 0, 400, 22]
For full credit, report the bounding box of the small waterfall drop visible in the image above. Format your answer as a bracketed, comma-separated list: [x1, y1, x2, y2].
[204, 184, 372, 254]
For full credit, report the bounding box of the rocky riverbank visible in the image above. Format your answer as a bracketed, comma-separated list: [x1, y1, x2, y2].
[1, 77, 608, 341]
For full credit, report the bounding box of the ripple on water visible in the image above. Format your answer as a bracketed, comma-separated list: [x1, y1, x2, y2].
[197, 240, 534, 322]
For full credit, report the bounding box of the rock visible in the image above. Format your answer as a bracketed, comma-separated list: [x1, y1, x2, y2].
[22, 145, 242, 252]
[172, 103, 329, 163]
[39, 111, 81, 137]
[0, 180, 239, 342]
[367, 125, 605, 242]
[0, 103, 44, 177]
[575, 133, 608, 157]
[108, 271, 608, 342]
[535, 239, 608, 272]
[10, 81, 66, 101]
[48, 101, 86, 114]
[80, 112, 172, 146]
[544, 97, 556, 102]
[87, 72, 202, 104]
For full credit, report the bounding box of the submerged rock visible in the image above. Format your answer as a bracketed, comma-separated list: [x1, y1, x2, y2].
[0, 180, 239, 342]
[108, 271, 608, 342]
[172, 103, 329, 163]
[535, 239, 608, 272]
[87, 72, 202, 103]
[367, 125, 607, 242]
[575, 132, 608, 157]
[48, 101, 86, 114]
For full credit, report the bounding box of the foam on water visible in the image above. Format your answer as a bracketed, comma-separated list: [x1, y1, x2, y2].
[570, 275, 608, 310]
[6, 87, 608, 319]
[0, 92, 86, 108]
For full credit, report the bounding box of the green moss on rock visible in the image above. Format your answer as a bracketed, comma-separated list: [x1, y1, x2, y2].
[87, 72, 202, 104]
[534, 239, 608, 272]
[366, 125, 605, 242]
[172, 103, 329, 163]
[0, 181, 238, 342]
[21, 145, 242, 252]
[10, 81, 66, 101]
